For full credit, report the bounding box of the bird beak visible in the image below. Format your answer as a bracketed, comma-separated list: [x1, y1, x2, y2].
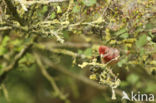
[100, 53, 108, 58]
[100, 54, 104, 58]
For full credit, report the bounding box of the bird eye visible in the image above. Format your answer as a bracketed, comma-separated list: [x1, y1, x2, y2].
[105, 50, 109, 54]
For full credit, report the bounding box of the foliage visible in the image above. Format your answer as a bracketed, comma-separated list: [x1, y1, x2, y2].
[0, 0, 156, 103]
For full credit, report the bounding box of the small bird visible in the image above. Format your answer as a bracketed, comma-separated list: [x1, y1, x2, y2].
[98, 46, 120, 64]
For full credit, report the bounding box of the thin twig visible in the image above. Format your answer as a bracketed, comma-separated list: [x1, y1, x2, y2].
[38, 42, 91, 48]
[0, 36, 37, 85]
[24, 0, 68, 5]
[1, 84, 10, 102]
[3, 43, 33, 72]
[40, 54, 106, 89]
[35, 43, 89, 59]
[4, 0, 25, 25]
[0, 26, 12, 31]
[34, 53, 68, 101]
[38, 54, 123, 96]
[17, 0, 28, 11]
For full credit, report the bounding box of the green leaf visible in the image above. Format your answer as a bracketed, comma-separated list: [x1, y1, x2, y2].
[140, 48, 145, 55]
[115, 27, 127, 36]
[120, 32, 129, 39]
[78, 50, 83, 54]
[50, 12, 56, 19]
[84, 48, 92, 56]
[78, 48, 92, 57]
[57, 6, 62, 14]
[41, 6, 48, 13]
[136, 34, 148, 48]
[82, 0, 96, 6]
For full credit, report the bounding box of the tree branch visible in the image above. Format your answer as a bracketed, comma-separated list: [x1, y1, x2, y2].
[34, 53, 69, 102]
[23, 0, 68, 5]
[37, 54, 123, 96]
[0, 36, 37, 85]
[4, 0, 25, 25]
[1, 84, 10, 102]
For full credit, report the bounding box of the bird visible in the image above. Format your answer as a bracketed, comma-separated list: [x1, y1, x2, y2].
[98, 46, 120, 65]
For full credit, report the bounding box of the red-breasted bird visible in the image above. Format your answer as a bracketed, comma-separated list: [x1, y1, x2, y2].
[98, 46, 120, 64]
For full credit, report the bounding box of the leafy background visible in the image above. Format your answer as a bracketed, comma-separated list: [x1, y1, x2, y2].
[0, 0, 156, 103]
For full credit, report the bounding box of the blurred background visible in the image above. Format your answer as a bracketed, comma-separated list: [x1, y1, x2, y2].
[0, 0, 156, 103]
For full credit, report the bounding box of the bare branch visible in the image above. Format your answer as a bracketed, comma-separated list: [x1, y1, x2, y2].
[23, 0, 68, 5]
[4, 0, 25, 25]
[37, 54, 122, 96]
[0, 36, 37, 85]
[1, 84, 10, 102]
[0, 26, 12, 31]
[34, 53, 69, 101]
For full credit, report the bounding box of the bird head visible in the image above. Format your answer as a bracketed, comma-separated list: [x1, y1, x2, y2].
[98, 46, 109, 58]
[98, 46, 120, 64]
